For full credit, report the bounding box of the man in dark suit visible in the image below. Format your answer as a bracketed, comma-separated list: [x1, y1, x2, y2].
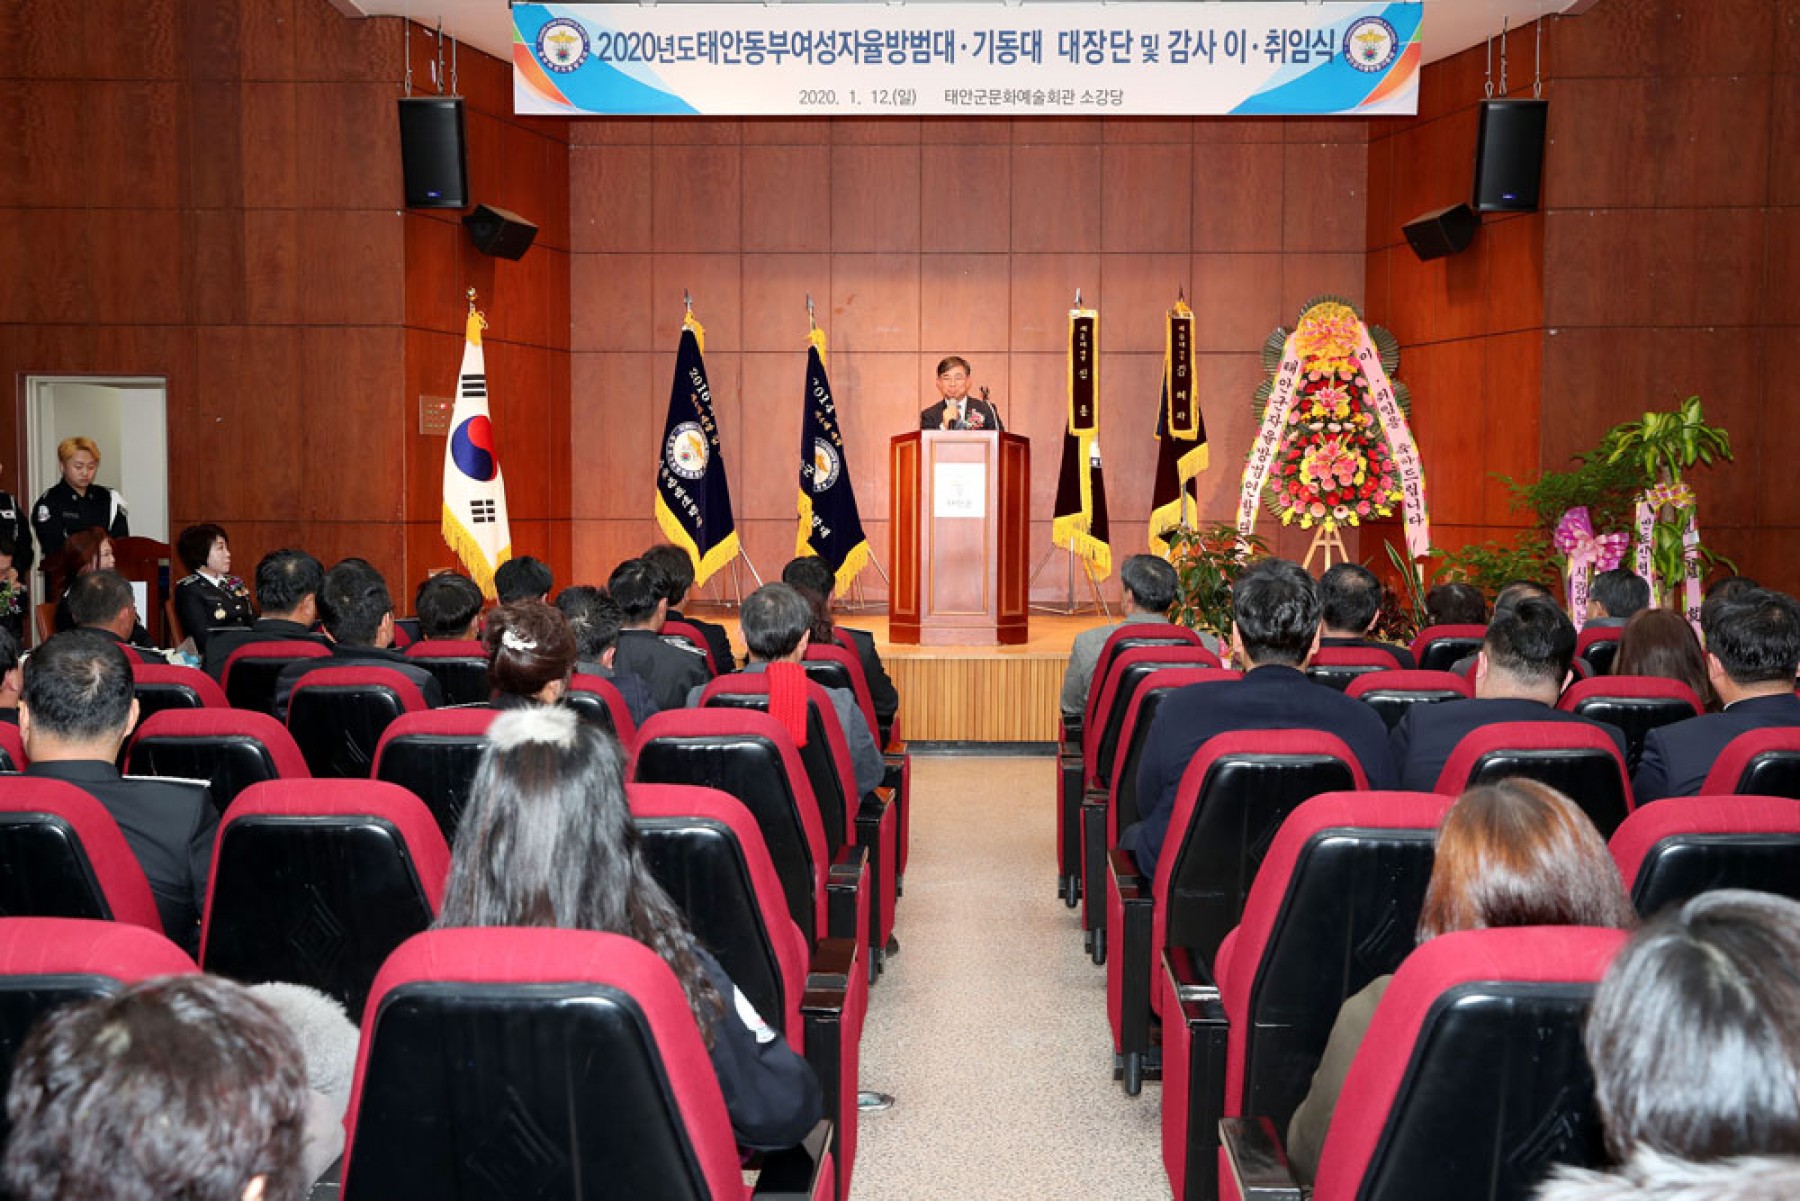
[919, 355, 1004, 432]
[272, 559, 443, 721]
[609, 558, 708, 713]
[1634, 588, 1800, 803]
[1585, 567, 1650, 629]
[782, 554, 899, 736]
[644, 543, 735, 672]
[555, 584, 658, 727]
[1124, 558, 1395, 875]
[1391, 596, 1628, 791]
[202, 549, 331, 680]
[1317, 562, 1416, 668]
[21, 631, 216, 955]
[66, 570, 161, 664]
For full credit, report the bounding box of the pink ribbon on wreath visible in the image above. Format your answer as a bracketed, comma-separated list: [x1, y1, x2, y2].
[1554, 506, 1628, 628]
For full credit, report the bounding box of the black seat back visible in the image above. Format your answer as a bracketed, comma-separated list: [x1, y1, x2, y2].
[1357, 687, 1464, 731]
[704, 693, 850, 851]
[132, 680, 207, 724]
[224, 653, 317, 715]
[1566, 694, 1698, 771]
[1094, 655, 1205, 787]
[1630, 832, 1800, 917]
[375, 735, 485, 845]
[1111, 685, 1182, 833]
[563, 687, 622, 737]
[203, 814, 436, 1015]
[127, 735, 279, 815]
[287, 685, 409, 779]
[634, 734, 819, 945]
[1467, 749, 1630, 837]
[407, 656, 490, 707]
[1579, 639, 1619, 677]
[1734, 751, 1800, 800]
[1415, 635, 1482, 674]
[0, 815, 113, 920]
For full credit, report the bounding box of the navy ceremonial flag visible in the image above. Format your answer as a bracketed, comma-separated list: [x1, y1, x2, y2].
[655, 312, 740, 587]
[1149, 369, 1199, 556]
[1050, 304, 1112, 579]
[1149, 298, 1207, 555]
[441, 300, 513, 597]
[796, 328, 870, 594]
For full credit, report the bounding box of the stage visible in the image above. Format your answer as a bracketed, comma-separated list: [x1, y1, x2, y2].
[687, 610, 1100, 743]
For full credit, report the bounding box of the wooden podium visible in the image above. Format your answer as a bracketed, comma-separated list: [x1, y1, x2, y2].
[889, 430, 1029, 646]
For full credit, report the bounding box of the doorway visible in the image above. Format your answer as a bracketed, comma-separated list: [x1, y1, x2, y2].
[23, 376, 170, 544]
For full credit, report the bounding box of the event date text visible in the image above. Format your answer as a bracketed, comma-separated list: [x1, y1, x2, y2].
[798, 88, 917, 107]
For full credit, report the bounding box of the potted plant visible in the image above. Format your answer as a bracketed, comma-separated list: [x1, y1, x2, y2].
[1161, 522, 1268, 641]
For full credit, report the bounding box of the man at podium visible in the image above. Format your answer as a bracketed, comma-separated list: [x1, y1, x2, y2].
[920, 356, 1004, 432]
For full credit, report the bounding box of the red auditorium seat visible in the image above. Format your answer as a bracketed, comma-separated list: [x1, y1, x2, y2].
[372, 706, 499, 844]
[631, 782, 865, 1200]
[1106, 730, 1367, 1095]
[1408, 623, 1486, 674]
[662, 619, 723, 676]
[1344, 669, 1472, 730]
[700, 675, 897, 975]
[1575, 623, 1624, 676]
[1160, 791, 1450, 1201]
[343, 929, 835, 1200]
[802, 642, 911, 877]
[1306, 645, 1402, 691]
[0, 778, 163, 931]
[285, 665, 430, 778]
[568, 672, 638, 746]
[125, 707, 309, 813]
[200, 779, 449, 1016]
[1608, 794, 1800, 917]
[402, 638, 492, 706]
[1434, 720, 1632, 837]
[128, 660, 229, 721]
[1221, 927, 1625, 1201]
[1556, 675, 1702, 769]
[633, 708, 868, 962]
[1700, 727, 1800, 798]
[220, 641, 331, 714]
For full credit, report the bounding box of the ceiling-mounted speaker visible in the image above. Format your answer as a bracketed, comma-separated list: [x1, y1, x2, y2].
[1402, 203, 1480, 261]
[1473, 98, 1549, 212]
[463, 204, 538, 261]
[397, 97, 468, 210]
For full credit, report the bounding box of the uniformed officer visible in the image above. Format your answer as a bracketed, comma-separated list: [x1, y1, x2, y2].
[0, 457, 32, 578]
[32, 436, 128, 568]
[171, 523, 254, 652]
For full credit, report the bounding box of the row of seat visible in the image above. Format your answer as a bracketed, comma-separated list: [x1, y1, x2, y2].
[0, 916, 836, 1201]
[0, 770, 868, 1198]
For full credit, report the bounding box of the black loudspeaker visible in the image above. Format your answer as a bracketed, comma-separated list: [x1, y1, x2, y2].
[1472, 98, 1549, 212]
[463, 204, 538, 261]
[398, 97, 468, 209]
[1402, 203, 1480, 261]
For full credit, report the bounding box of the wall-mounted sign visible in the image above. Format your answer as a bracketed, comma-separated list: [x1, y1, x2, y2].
[513, 3, 1421, 117]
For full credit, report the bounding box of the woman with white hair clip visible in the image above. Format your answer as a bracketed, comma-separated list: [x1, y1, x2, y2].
[1538, 889, 1800, 1200]
[435, 705, 824, 1150]
[481, 601, 578, 708]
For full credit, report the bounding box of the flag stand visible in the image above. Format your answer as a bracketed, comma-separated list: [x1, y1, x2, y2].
[1029, 542, 1111, 617]
[702, 548, 765, 610]
[835, 551, 891, 614]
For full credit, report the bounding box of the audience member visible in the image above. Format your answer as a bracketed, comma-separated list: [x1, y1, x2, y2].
[0, 530, 26, 645]
[1447, 579, 1555, 677]
[1699, 574, 1761, 642]
[49, 528, 150, 642]
[0, 460, 33, 579]
[202, 549, 329, 680]
[1392, 596, 1627, 791]
[436, 705, 824, 1150]
[66, 570, 161, 664]
[483, 601, 577, 709]
[493, 555, 553, 605]
[555, 585, 657, 726]
[19, 631, 215, 953]
[415, 571, 484, 641]
[271, 559, 443, 721]
[783, 554, 900, 734]
[3, 975, 311, 1201]
[172, 523, 254, 653]
[701, 583, 884, 800]
[1587, 568, 1651, 628]
[609, 558, 708, 712]
[1538, 890, 1800, 1200]
[1615, 607, 1714, 710]
[645, 543, 735, 671]
[1124, 558, 1395, 874]
[1633, 588, 1800, 803]
[1287, 779, 1635, 1184]
[0, 626, 21, 721]
[1424, 581, 1486, 627]
[1317, 562, 1417, 668]
[1058, 553, 1190, 721]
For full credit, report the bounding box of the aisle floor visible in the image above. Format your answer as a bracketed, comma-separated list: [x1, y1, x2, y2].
[849, 754, 1169, 1199]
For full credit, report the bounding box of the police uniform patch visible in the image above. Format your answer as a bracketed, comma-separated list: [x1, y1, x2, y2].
[35, 506, 46, 523]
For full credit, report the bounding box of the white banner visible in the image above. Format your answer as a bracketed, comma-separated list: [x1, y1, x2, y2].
[513, 2, 1422, 117]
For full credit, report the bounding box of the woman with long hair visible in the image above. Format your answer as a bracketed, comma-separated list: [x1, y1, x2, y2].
[49, 528, 151, 647]
[436, 706, 823, 1149]
[481, 601, 578, 708]
[1614, 607, 1715, 710]
[1286, 779, 1636, 1183]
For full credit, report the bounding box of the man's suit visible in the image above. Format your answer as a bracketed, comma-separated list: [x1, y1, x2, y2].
[1632, 691, 1800, 803]
[667, 608, 735, 674]
[1124, 664, 1396, 874]
[839, 625, 899, 728]
[1391, 696, 1629, 792]
[25, 760, 216, 956]
[202, 617, 331, 680]
[919, 397, 1004, 432]
[1319, 635, 1417, 670]
[272, 643, 444, 722]
[1060, 613, 1177, 720]
[617, 627, 710, 714]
